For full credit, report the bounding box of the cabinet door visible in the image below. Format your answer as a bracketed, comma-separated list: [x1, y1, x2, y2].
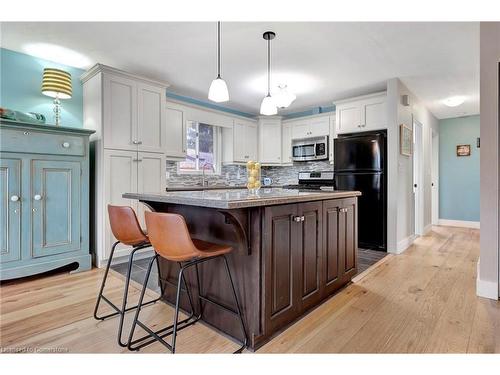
[137, 83, 166, 153]
[165, 106, 186, 159]
[297, 201, 323, 311]
[246, 123, 258, 161]
[263, 204, 300, 333]
[322, 199, 341, 295]
[259, 121, 282, 164]
[309, 117, 330, 137]
[338, 198, 357, 280]
[0, 158, 22, 263]
[336, 102, 361, 134]
[232, 121, 247, 162]
[136, 152, 166, 228]
[361, 95, 387, 131]
[281, 123, 292, 164]
[31, 160, 81, 258]
[291, 121, 310, 139]
[104, 150, 138, 258]
[103, 74, 137, 150]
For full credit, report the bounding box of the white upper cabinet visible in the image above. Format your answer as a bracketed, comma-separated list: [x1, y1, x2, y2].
[258, 117, 282, 164]
[291, 116, 330, 139]
[281, 122, 293, 165]
[103, 74, 137, 150]
[335, 92, 387, 134]
[222, 119, 258, 164]
[137, 83, 166, 153]
[165, 105, 187, 159]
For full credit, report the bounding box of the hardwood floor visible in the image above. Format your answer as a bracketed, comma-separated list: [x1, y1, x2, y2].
[1, 226, 499, 353]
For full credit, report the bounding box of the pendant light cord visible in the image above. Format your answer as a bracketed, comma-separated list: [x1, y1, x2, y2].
[267, 37, 271, 96]
[217, 21, 221, 78]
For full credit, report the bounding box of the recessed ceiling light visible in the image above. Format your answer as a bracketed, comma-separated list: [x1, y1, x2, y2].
[23, 43, 92, 69]
[443, 96, 466, 107]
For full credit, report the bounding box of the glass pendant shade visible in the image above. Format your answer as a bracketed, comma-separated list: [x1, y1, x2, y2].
[208, 76, 229, 102]
[260, 94, 277, 115]
[274, 85, 296, 109]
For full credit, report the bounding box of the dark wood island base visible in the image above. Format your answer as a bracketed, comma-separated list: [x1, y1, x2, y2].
[124, 189, 360, 350]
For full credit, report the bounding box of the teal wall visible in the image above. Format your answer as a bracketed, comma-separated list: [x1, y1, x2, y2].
[439, 115, 480, 222]
[0, 48, 84, 128]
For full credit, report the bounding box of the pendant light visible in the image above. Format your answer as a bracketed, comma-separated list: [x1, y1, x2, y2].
[274, 84, 296, 109]
[260, 31, 277, 116]
[208, 21, 229, 102]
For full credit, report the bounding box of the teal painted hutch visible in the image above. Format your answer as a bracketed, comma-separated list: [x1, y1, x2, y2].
[0, 120, 94, 280]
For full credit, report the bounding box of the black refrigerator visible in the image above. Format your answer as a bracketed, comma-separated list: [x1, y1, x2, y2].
[334, 131, 387, 251]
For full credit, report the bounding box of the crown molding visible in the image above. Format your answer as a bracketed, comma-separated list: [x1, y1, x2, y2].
[80, 63, 170, 88]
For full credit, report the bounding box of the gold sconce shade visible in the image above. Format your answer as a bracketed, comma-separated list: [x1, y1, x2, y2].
[41, 68, 72, 99]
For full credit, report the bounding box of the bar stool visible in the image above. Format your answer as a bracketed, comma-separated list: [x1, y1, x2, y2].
[127, 211, 248, 354]
[93, 205, 165, 347]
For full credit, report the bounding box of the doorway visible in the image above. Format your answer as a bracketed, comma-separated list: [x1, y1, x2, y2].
[431, 129, 439, 225]
[413, 120, 424, 236]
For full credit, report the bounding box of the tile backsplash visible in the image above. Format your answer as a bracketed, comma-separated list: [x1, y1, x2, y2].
[166, 160, 333, 187]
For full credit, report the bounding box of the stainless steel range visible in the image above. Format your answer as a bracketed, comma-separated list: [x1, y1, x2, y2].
[283, 171, 336, 191]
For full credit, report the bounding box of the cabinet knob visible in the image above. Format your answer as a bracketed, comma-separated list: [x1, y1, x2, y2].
[133, 140, 143, 145]
[301, 216, 305, 222]
[23, 131, 30, 135]
[62, 142, 70, 148]
[132, 158, 143, 162]
[10, 195, 20, 202]
[293, 216, 302, 222]
[34, 194, 42, 201]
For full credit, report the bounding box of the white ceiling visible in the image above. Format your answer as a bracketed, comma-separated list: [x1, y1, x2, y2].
[1, 22, 479, 119]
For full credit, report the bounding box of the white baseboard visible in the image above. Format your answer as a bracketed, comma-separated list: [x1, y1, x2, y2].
[476, 261, 499, 300]
[438, 219, 480, 229]
[395, 234, 417, 254]
[423, 224, 432, 235]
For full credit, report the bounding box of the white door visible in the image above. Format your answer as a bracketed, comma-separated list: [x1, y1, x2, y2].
[336, 102, 361, 134]
[136, 151, 166, 228]
[413, 120, 424, 236]
[431, 130, 439, 225]
[281, 123, 293, 164]
[246, 123, 258, 161]
[259, 121, 282, 164]
[103, 74, 137, 150]
[291, 121, 311, 139]
[104, 149, 138, 259]
[165, 106, 186, 158]
[137, 83, 166, 153]
[361, 96, 387, 131]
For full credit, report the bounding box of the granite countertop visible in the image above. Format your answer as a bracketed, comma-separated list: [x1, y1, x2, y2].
[123, 188, 361, 209]
[165, 185, 283, 192]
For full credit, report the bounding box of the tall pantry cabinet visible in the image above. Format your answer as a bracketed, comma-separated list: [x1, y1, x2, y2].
[81, 64, 169, 267]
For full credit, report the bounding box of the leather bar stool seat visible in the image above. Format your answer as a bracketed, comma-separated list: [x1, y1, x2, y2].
[127, 211, 247, 354]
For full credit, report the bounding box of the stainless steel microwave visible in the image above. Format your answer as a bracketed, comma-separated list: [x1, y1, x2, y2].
[292, 136, 329, 162]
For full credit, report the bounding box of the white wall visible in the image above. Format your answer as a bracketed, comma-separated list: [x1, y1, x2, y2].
[478, 22, 500, 300]
[387, 78, 439, 254]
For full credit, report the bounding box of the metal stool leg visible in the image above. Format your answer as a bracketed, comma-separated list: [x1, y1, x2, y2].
[222, 255, 248, 353]
[171, 265, 185, 354]
[93, 241, 119, 320]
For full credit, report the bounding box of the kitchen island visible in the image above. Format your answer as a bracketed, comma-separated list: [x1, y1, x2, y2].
[123, 188, 361, 350]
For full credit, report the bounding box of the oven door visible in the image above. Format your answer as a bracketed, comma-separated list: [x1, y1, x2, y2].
[292, 143, 316, 161]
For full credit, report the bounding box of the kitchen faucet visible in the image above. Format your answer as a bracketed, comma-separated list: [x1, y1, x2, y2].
[201, 161, 216, 187]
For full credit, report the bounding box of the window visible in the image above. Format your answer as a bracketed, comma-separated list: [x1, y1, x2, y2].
[178, 121, 220, 174]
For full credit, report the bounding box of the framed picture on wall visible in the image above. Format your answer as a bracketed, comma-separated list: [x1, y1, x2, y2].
[400, 124, 412, 156]
[456, 144, 471, 156]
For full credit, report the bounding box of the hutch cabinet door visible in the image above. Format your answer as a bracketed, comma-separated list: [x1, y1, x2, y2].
[263, 204, 301, 333]
[137, 83, 166, 153]
[0, 158, 22, 263]
[103, 74, 138, 151]
[297, 201, 323, 311]
[31, 160, 81, 258]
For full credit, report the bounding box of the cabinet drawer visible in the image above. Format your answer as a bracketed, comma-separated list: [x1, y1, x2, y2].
[0, 128, 85, 156]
